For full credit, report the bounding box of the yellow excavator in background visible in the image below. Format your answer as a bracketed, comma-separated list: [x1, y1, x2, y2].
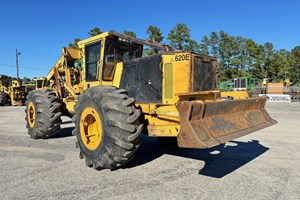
[25, 31, 277, 170]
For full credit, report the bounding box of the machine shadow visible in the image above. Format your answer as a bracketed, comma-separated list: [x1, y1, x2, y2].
[48, 119, 75, 139]
[123, 135, 269, 178]
[50, 127, 74, 138]
[47, 126, 269, 178]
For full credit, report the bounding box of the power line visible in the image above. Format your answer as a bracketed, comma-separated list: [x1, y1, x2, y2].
[0, 63, 47, 70]
[21, 50, 58, 57]
[0, 49, 15, 51]
[0, 63, 15, 67]
[0, 47, 58, 55]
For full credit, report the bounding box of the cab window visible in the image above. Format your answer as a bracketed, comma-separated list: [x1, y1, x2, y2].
[85, 41, 101, 81]
[102, 38, 143, 81]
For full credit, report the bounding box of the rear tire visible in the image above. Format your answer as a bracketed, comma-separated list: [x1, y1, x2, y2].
[72, 86, 143, 170]
[25, 90, 62, 139]
[0, 91, 11, 106]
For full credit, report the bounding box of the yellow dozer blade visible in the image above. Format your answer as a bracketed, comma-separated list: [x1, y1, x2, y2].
[175, 96, 277, 148]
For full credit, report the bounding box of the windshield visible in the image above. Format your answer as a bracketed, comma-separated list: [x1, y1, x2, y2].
[106, 38, 143, 62]
[102, 38, 143, 80]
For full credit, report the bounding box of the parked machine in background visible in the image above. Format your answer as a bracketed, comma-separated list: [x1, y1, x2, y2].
[0, 81, 10, 106]
[23, 83, 35, 96]
[233, 77, 256, 91]
[25, 31, 277, 170]
[219, 77, 256, 92]
[0, 79, 26, 106]
[219, 77, 257, 99]
[33, 77, 47, 90]
[219, 81, 234, 92]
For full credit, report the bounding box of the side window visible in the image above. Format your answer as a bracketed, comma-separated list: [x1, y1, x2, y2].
[85, 42, 101, 81]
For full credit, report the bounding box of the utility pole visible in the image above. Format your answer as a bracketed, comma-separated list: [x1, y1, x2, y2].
[16, 48, 20, 79]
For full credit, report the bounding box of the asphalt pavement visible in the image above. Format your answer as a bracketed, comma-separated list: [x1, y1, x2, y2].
[0, 102, 299, 200]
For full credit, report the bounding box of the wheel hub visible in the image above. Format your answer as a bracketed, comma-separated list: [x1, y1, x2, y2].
[80, 107, 102, 151]
[27, 102, 36, 128]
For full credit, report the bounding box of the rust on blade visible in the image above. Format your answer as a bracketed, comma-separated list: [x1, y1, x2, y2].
[175, 96, 277, 149]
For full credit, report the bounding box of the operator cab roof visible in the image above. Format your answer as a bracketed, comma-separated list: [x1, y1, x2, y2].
[77, 30, 171, 52]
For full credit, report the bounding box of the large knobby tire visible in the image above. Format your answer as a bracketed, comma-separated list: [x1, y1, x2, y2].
[72, 86, 144, 170]
[25, 90, 62, 139]
[0, 91, 11, 106]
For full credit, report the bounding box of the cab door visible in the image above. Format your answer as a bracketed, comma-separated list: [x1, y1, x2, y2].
[84, 41, 102, 88]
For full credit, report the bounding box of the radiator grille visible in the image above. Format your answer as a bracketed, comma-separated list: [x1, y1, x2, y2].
[192, 55, 217, 92]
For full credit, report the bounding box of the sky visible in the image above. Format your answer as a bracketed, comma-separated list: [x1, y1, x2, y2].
[0, 0, 299, 79]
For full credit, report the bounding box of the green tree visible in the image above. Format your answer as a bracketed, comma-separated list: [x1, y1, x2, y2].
[201, 31, 249, 80]
[0, 75, 13, 87]
[146, 25, 164, 43]
[167, 23, 199, 52]
[288, 46, 300, 83]
[68, 38, 81, 48]
[198, 36, 209, 55]
[250, 42, 276, 81]
[123, 30, 136, 38]
[22, 77, 31, 83]
[199, 30, 297, 82]
[201, 30, 289, 82]
[144, 25, 164, 55]
[88, 27, 102, 36]
[269, 49, 290, 82]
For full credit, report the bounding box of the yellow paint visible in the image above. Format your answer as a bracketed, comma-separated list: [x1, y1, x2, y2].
[0, 82, 8, 93]
[162, 53, 191, 104]
[79, 107, 102, 151]
[112, 62, 123, 88]
[11, 80, 21, 87]
[77, 32, 110, 49]
[65, 100, 76, 114]
[33, 78, 47, 90]
[177, 90, 221, 102]
[221, 91, 250, 99]
[164, 63, 173, 99]
[147, 124, 179, 137]
[137, 103, 180, 137]
[47, 55, 65, 80]
[27, 102, 36, 128]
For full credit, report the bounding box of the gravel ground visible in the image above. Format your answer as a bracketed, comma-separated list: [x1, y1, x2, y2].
[0, 102, 299, 200]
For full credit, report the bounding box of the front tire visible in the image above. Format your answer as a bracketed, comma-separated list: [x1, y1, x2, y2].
[25, 90, 62, 139]
[72, 86, 143, 170]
